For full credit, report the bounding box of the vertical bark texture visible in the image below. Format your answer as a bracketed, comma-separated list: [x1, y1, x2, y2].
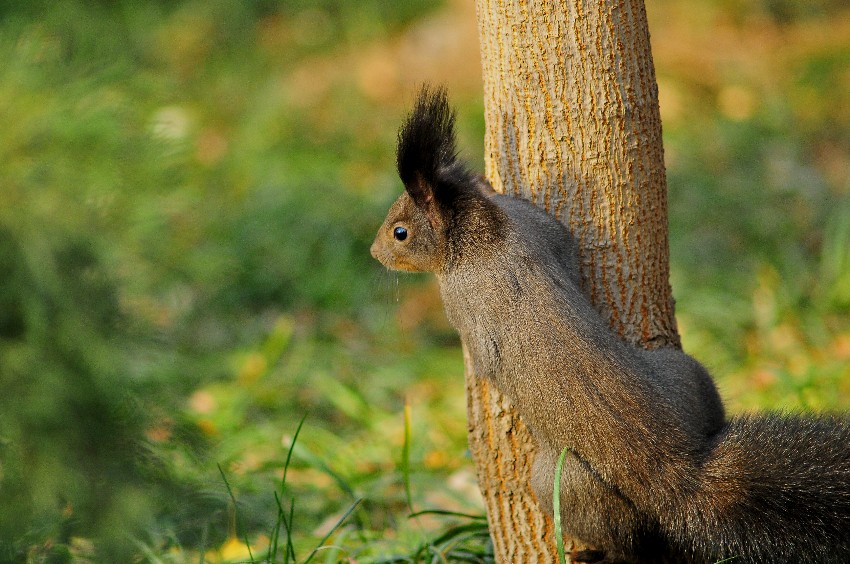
[469, 0, 679, 560]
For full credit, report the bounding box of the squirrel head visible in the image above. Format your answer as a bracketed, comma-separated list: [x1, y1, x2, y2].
[371, 86, 503, 274]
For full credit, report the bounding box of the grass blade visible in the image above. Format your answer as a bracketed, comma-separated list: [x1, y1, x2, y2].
[401, 397, 433, 551]
[302, 497, 363, 564]
[198, 523, 209, 564]
[422, 522, 490, 548]
[287, 496, 296, 563]
[553, 447, 569, 564]
[271, 415, 307, 562]
[281, 414, 308, 499]
[217, 463, 254, 562]
[271, 490, 297, 564]
[132, 539, 165, 564]
[402, 396, 414, 513]
[409, 520, 492, 563]
[408, 509, 487, 521]
[288, 442, 355, 498]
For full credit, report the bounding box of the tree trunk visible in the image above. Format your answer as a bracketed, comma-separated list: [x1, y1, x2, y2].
[468, 0, 680, 560]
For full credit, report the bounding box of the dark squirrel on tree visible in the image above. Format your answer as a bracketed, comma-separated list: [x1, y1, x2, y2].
[371, 86, 850, 563]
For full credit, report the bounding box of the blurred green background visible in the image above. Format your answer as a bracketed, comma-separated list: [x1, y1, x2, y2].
[0, 0, 848, 561]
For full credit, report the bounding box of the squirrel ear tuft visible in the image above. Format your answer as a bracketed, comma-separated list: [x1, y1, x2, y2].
[397, 85, 462, 209]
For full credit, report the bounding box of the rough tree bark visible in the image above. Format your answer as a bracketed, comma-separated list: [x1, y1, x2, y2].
[467, 0, 680, 560]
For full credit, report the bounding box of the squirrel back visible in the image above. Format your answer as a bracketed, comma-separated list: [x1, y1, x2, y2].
[371, 86, 850, 563]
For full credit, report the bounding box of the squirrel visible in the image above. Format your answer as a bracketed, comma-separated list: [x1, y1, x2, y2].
[371, 86, 850, 563]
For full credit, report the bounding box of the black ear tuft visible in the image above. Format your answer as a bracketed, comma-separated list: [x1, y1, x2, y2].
[397, 85, 469, 207]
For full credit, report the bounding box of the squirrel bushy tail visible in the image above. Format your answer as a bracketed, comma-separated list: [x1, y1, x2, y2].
[676, 414, 850, 562]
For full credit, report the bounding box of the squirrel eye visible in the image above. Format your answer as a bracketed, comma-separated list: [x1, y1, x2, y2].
[393, 226, 408, 241]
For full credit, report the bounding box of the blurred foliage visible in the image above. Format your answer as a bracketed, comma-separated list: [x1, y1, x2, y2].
[0, 0, 847, 560]
[649, 0, 850, 410]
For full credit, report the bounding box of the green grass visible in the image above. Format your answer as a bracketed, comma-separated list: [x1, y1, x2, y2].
[212, 415, 364, 564]
[0, 0, 848, 560]
[554, 448, 570, 564]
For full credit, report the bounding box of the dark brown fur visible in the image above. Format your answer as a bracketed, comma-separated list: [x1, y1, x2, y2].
[371, 86, 850, 563]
